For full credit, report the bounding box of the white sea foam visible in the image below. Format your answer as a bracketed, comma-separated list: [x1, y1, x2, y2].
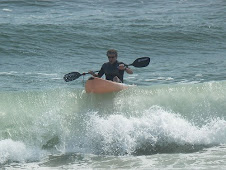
[0, 139, 45, 164]
[0, 72, 17, 75]
[85, 106, 226, 155]
[2, 9, 12, 12]
[145, 77, 174, 82]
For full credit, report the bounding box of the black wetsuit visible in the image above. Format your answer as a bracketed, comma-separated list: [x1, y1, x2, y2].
[98, 60, 125, 82]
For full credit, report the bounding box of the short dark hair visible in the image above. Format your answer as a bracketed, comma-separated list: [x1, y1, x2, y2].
[107, 49, 118, 57]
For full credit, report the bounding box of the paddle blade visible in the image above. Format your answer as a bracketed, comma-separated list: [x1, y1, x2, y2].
[63, 72, 82, 82]
[131, 57, 150, 67]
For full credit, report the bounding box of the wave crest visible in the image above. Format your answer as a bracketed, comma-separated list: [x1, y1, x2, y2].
[85, 106, 226, 155]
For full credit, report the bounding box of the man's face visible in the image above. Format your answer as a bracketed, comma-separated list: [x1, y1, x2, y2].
[107, 54, 117, 64]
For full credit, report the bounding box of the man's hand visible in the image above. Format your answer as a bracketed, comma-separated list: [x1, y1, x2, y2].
[118, 64, 126, 70]
[88, 71, 95, 76]
[118, 64, 133, 74]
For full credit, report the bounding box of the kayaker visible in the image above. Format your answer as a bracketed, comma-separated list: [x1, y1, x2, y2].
[88, 49, 133, 83]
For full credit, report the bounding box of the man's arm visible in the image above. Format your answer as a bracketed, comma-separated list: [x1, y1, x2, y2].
[125, 67, 133, 74]
[97, 66, 105, 77]
[88, 64, 105, 77]
[118, 64, 133, 74]
[88, 71, 98, 77]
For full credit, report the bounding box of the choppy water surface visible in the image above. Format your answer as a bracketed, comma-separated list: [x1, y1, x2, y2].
[0, 0, 226, 169]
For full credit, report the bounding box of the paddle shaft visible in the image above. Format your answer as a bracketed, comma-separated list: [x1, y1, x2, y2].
[64, 57, 150, 82]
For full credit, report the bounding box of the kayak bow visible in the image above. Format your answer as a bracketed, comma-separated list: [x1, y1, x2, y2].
[85, 77, 128, 94]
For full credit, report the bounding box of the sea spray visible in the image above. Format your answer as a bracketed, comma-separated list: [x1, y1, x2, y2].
[113, 81, 226, 124]
[85, 106, 226, 155]
[0, 81, 226, 164]
[0, 139, 46, 165]
[1, 106, 226, 164]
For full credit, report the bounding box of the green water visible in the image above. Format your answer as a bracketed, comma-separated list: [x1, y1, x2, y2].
[0, 0, 226, 169]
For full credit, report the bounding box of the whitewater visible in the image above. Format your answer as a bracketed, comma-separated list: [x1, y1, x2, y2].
[0, 0, 226, 169]
[1, 81, 226, 169]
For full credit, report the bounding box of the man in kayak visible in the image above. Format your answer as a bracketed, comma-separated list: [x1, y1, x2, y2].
[89, 49, 133, 83]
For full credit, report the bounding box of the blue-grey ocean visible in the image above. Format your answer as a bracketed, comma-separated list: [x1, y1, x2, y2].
[0, 0, 226, 169]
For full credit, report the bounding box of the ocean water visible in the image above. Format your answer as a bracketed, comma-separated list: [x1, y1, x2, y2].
[0, 0, 226, 169]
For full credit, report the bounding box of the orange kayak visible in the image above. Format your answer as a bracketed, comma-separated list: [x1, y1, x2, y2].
[85, 77, 129, 94]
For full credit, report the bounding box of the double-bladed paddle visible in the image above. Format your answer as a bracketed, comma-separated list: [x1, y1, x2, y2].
[64, 71, 98, 82]
[125, 57, 150, 67]
[63, 57, 150, 82]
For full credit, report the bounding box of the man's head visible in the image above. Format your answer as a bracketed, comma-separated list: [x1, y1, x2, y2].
[107, 49, 117, 64]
